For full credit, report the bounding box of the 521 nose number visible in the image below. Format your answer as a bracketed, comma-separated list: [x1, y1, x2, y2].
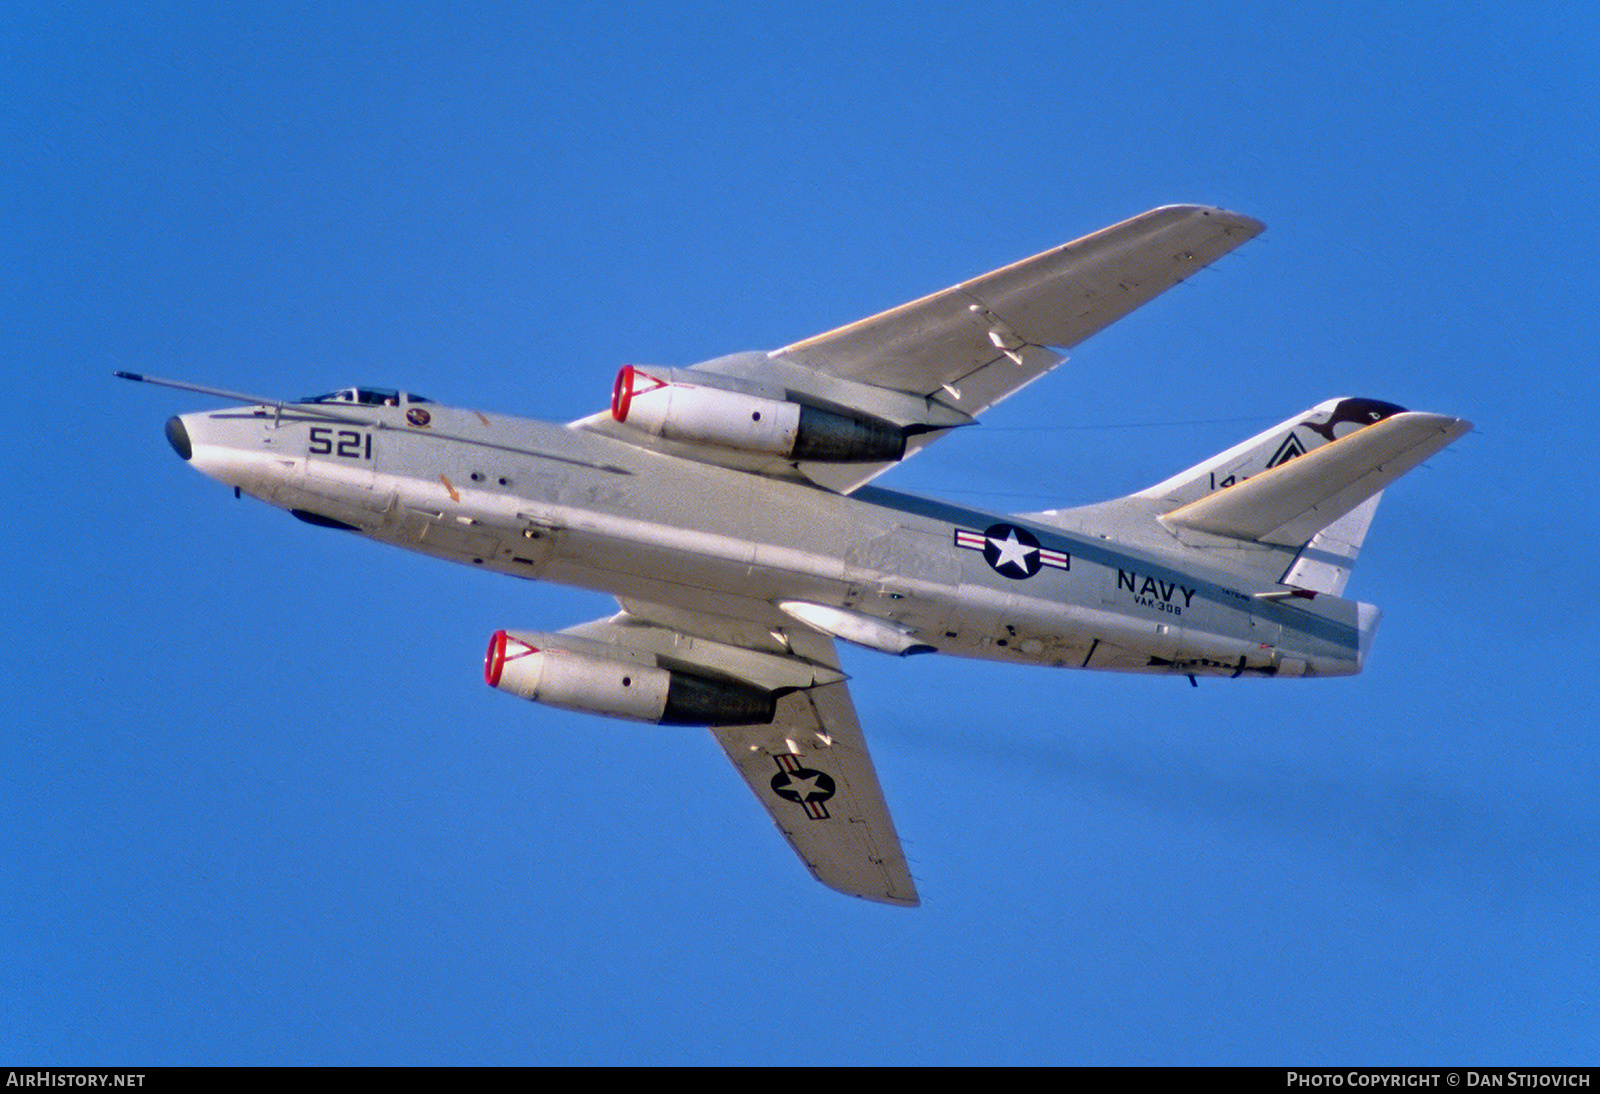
[308, 426, 373, 461]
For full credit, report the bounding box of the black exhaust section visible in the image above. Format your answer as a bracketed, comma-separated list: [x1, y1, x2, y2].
[164, 417, 192, 461]
[793, 405, 907, 462]
[290, 509, 361, 532]
[661, 672, 778, 726]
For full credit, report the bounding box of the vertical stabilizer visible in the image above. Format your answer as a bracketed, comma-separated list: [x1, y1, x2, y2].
[1279, 492, 1382, 594]
[1135, 398, 1407, 509]
[1035, 397, 1470, 588]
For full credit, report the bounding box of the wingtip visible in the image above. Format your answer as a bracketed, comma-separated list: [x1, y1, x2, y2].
[1198, 205, 1267, 237]
[1135, 204, 1267, 240]
[846, 877, 921, 907]
[854, 890, 921, 908]
[822, 872, 921, 907]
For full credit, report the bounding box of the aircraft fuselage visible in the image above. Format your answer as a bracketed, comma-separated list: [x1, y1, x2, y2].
[170, 398, 1366, 681]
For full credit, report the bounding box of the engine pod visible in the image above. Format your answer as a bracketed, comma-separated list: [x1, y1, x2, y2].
[611, 366, 904, 462]
[484, 631, 777, 726]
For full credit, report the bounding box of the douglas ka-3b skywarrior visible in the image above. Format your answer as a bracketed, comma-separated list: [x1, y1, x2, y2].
[122, 206, 1470, 906]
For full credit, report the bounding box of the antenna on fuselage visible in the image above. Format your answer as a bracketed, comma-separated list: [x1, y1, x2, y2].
[114, 370, 635, 474]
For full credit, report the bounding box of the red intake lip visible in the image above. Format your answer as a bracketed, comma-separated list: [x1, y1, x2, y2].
[484, 630, 507, 687]
[611, 367, 632, 421]
[484, 630, 538, 688]
[611, 365, 667, 422]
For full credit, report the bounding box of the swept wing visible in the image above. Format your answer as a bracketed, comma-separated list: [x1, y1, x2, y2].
[712, 681, 918, 906]
[528, 602, 918, 905]
[579, 205, 1265, 492]
[770, 203, 1265, 411]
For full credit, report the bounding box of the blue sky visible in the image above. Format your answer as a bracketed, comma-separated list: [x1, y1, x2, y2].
[5, 1, 1596, 1064]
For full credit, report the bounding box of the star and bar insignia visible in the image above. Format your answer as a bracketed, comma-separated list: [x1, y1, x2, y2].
[954, 523, 1070, 580]
[770, 753, 837, 820]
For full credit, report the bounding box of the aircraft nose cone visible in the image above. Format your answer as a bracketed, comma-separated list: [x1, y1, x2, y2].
[165, 416, 192, 461]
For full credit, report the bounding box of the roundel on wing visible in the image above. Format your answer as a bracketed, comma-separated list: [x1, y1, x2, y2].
[770, 766, 837, 804]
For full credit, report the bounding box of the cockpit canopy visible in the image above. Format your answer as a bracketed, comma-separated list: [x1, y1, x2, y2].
[297, 387, 433, 407]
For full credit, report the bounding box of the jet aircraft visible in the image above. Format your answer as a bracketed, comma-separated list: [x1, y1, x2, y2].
[122, 206, 1470, 906]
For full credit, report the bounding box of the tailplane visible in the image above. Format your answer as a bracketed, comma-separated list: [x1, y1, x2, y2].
[1137, 397, 1404, 507]
[1139, 397, 1471, 589]
[1031, 398, 1471, 592]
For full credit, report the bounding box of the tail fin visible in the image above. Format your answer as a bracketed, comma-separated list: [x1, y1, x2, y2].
[1136, 397, 1408, 507]
[1136, 397, 1470, 590]
[1278, 491, 1382, 595]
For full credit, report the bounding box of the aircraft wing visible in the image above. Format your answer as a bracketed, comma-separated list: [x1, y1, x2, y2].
[771, 204, 1265, 415]
[551, 602, 919, 906]
[579, 205, 1264, 493]
[711, 680, 919, 907]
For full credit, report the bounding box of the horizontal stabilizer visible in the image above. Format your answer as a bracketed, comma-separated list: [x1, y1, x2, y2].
[1162, 412, 1471, 546]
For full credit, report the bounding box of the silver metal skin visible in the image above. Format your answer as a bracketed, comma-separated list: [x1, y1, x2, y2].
[132, 207, 1470, 906]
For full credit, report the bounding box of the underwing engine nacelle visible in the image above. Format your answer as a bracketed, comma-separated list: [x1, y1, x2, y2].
[483, 630, 777, 726]
[611, 366, 906, 461]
